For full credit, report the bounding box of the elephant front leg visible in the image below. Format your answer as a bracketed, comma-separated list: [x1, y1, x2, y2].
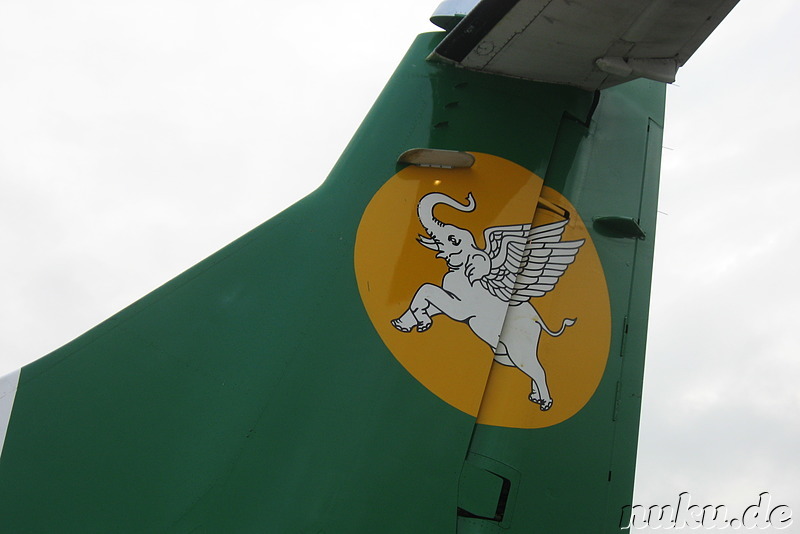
[391, 305, 436, 333]
[391, 309, 418, 332]
[391, 283, 456, 333]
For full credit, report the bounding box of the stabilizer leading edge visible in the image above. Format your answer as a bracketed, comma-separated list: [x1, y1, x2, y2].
[0, 370, 20, 461]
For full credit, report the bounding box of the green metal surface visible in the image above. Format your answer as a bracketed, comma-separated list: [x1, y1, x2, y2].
[460, 79, 665, 533]
[458, 462, 505, 519]
[0, 31, 665, 533]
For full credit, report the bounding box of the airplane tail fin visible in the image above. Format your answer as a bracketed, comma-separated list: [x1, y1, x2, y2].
[0, 0, 738, 530]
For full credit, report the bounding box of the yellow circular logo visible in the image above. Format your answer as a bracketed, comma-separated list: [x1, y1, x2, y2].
[355, 153, 610, 428]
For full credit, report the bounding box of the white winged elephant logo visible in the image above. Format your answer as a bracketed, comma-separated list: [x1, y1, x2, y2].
[391, 192, 584, 411]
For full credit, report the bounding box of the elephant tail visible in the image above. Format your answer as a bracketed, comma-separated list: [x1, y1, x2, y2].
[537, 316, 577, 337]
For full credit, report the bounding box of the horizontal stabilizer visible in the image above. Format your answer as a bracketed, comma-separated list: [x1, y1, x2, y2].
[431, 0, 739, 90]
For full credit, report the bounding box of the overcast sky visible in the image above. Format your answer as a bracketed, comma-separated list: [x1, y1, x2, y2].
[1, 0, 798, 530]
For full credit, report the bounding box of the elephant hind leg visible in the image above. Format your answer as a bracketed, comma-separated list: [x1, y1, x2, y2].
[529, 387, 553, 411]
[529, 381, 541, 403]
[493, 341, 515, 367]
[525, 367, 553, 412]
[505, 334, 553, 411]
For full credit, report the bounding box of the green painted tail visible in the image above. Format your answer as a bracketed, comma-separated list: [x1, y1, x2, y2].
[0, 32, 664, 532]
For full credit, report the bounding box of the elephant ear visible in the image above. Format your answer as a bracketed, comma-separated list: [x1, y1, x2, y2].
[480, 220, 585, 304]
[464, 251, 490, 286]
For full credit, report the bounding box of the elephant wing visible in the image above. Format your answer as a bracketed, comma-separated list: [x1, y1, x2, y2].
[479, 224, 532, 302]
[480, 220, 584, 304]
[509, 219, 585, 304]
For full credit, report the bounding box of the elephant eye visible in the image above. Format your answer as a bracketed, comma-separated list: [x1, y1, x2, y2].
[448, 235, 461, 246]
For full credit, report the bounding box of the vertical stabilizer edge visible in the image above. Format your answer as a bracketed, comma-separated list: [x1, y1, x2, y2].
[0, 369, 21, 461]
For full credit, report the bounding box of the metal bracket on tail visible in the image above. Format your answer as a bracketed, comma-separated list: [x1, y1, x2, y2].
[397, 148, 475, 169]
[592, 216, 646, 239]
[537, 197, 571, 220]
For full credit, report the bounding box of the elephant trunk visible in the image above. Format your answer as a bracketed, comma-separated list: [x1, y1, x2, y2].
[417, 192, 476, 236]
